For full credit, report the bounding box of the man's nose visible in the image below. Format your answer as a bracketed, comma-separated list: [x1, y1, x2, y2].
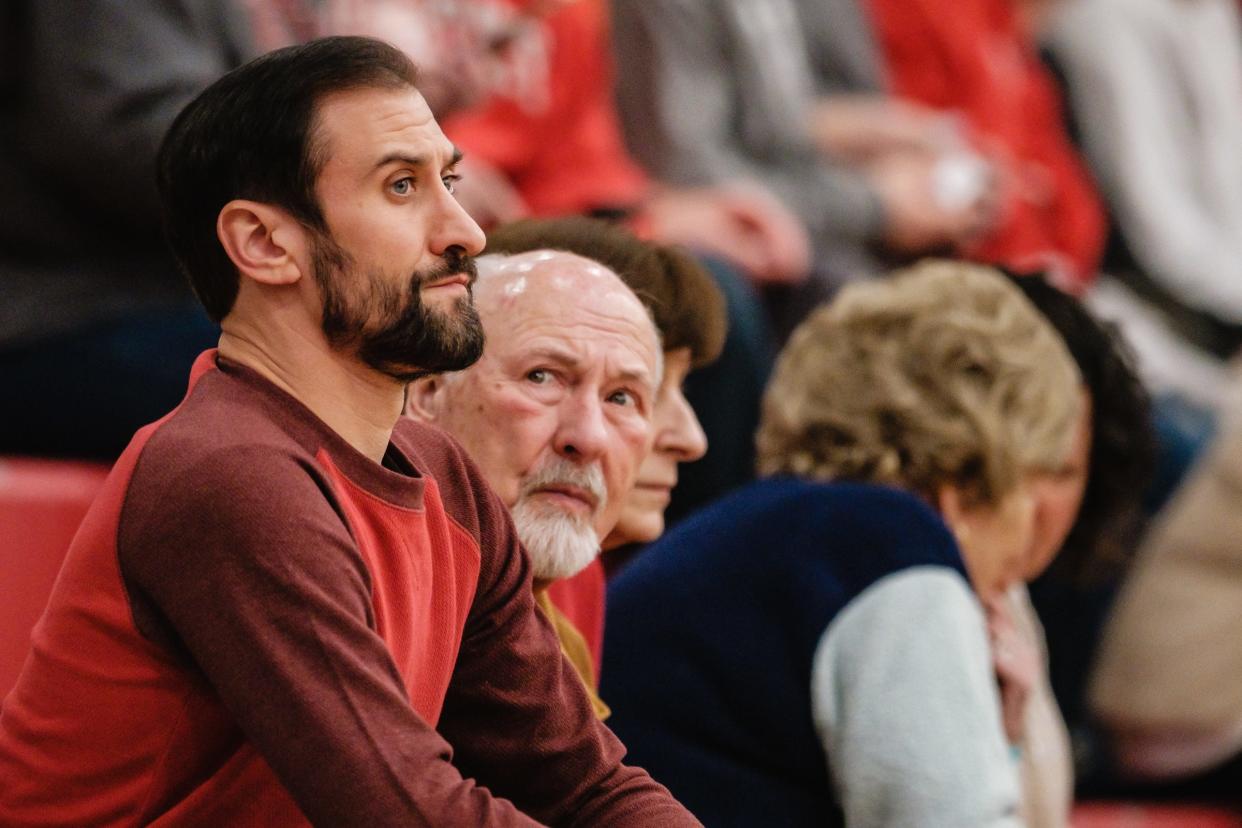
[429, 187, 486, 257]
[554, 393, 609, 463]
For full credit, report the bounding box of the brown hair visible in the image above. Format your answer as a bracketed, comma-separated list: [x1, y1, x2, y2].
[484, 217, 727, 366]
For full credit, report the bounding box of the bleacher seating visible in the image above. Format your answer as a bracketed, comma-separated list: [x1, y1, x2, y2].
[0, 457, 108, 699]
[1073, 801, 1242, 826]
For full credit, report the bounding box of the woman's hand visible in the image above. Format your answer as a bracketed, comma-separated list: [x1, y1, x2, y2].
[984, 594, 1039, 746]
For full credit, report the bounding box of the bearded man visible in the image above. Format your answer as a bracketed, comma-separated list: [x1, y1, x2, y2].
[0, 36, 697, 827]
[408, 249, 663, 717]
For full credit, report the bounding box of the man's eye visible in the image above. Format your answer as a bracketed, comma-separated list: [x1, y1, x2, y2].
[527, 369, 550, 384]
[443, 174, 461, 194]
[392, 178, 413, 196]
[607, 389, 635, 407]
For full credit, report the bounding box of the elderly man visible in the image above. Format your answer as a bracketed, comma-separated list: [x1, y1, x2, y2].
[478, 217, 729, 679]
[0, 37, 697, 826]
[408, 249, 662, 716]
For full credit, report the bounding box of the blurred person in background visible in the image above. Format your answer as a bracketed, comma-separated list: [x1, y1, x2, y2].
[1001, 273, 1155, 825]
[1090, 409, 1242, 802]
[436, 0, 811, 286]
[610, 0, 1002, 338]
[481, 216, 728, 680]
[863, 0, 1107, 291]
[0, 1, 258, 458]
[1039, 0, 1242, 517]
[602, 260, 1082, 826]
[1043, 0, 1242, 367]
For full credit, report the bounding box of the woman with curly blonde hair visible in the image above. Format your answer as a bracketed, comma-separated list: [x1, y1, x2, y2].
[602, 260, 1081, 827]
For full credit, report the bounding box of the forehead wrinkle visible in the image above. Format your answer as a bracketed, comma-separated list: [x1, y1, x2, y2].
[499, 322, 658, 390]
[497, 303, 657, 364]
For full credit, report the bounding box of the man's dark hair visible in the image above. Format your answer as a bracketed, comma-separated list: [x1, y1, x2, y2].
[157, 36, 419, 322]
[485, 217, 728, 367]
[1007, 271, 1156, 584]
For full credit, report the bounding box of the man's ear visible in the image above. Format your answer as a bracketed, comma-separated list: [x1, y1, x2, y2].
[217, 199, 306, 287]
[406, 375, 445, 422]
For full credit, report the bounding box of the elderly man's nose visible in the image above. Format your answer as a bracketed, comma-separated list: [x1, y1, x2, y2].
[556, 396, 609, 461]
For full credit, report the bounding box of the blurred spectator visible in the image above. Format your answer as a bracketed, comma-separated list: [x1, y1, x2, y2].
[1006, 273, 1155, 823]
[1090, 408, 1242, 801]
[1044, 0, 1242, 359]
[1039, 0, 1242, 475]
[0, 2, 259, 458]
[864, 0, 1108, 291]
[602, 261, 1081, 826]
[439, 0, 810, 287]
[610, 0, 999, 330]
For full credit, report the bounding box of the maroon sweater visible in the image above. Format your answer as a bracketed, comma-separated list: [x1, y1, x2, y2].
[0, 351, 695, 827]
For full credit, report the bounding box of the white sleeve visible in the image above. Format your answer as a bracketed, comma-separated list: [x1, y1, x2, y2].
[811, 567, 1022, 828]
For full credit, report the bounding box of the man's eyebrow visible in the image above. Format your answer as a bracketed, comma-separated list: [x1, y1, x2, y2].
[524, 347, 654, 389]
[524, 346, 582, 369]
[373, 146, 463, 172]
[614, 366, 656, 392]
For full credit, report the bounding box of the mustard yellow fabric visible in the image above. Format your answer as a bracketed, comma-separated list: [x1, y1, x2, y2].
[535, 588, 611, 720]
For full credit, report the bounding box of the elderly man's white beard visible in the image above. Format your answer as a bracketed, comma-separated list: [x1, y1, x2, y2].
[511, 458, 607, 581]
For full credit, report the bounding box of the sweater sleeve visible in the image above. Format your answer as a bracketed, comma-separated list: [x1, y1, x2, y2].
[119, 445, 542, 827]
[432, 446, 701, 827]
[810, 566, 1022, 827]
[610, 0, 885, 243]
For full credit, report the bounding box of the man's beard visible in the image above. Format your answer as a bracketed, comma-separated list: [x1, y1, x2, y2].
[511, 458, 607, 582]
[313, 233, 485, 382]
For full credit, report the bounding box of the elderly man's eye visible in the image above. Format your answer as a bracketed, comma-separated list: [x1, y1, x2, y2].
[526, 369, 550, 384]
[607, 389, 636, 407]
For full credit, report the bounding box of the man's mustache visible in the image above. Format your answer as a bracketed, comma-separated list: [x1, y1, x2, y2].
[416, 248, 477, 289]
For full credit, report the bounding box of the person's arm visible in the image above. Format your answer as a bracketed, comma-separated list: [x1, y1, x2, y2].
[810, 566, 1022, 827]
[430, 443, 701, 827]
[1046, 1, 1242, 321]
[21, 1, 249, 232]
[610, 0, 885, 244]
[120, 445, 543, 826]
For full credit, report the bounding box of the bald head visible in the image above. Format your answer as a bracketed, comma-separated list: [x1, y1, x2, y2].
[473, 250, 662, 375]
[409, 249, 661, 582]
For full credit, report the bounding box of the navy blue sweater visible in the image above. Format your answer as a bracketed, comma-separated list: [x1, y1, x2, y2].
[602, 478, 1018, 827]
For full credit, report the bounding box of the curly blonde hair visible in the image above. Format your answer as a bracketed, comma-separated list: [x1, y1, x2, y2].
[756, 260, 1081, 506]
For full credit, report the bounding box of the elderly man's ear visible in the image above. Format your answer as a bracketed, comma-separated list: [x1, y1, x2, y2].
[406, 375, 445, 422]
